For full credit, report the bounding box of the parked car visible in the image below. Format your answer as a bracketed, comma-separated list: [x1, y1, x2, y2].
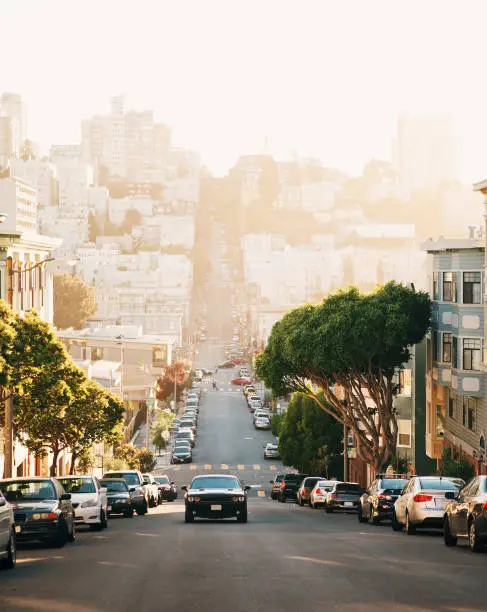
[297, 477, 322, 506]
[443, 475, 487, 552]
[175, 428, 195, 448]
[270, 474, 285, 500]
[179, 419, 197, 436]
[142, 474, 160, 508]
[182, 474, 250, 523]
[0, 489, 16, 569]
[278, 473, 308, 502]
[0, 477, 75, 548]
[264, 442, 280, 460]
[358, 477, 409, 524]
[57, 475, 108, 530]
[310, 480, 337, 509]
[254, 409, 270, 422]
[254, 415, 271, 430]
[247, 394, 261, 406]
[171, 447, 193, 464]
[154, 475, 177, 502]
[232, 378, 252, 386]
[102, 470, 149, 516]
[100, 478, 134, 518]
[325, 482, 363, 513]
[392, 476, 463, 534]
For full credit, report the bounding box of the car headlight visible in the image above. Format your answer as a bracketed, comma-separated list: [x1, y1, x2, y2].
[80, 497, 98, 508]
[32, 511, 58, 520]
[188, 496, 194, 502]
[232, 496, 245, 502]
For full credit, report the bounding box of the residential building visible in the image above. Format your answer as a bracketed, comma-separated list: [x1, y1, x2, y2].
[422, 233, 486, 473]
[0, 177, 38, 233]
[0, 93, 26, 163]
[9, 157, 58, 208]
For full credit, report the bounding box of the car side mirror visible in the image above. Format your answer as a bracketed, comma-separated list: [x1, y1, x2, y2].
[61, 493, 71, 501]
[100, 487, 108, 493]
[171, 481, 175, 485]
[445, 491, 456, 500]
[244, 486, 251, 491]
[5, 491, 18, 502]
[0, 497, 6, 507]
[181, 485, 188, 491]
[269, 481, 274, 485]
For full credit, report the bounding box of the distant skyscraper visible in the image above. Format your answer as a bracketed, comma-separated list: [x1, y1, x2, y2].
[0, 92, 27, 163]
[393, 115, 459, 199]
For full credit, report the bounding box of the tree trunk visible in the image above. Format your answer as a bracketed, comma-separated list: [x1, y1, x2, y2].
[50, 449, 59, 477]
[69, 451, 78, 475]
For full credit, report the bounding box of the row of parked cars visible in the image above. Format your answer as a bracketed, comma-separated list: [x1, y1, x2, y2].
[168, 388, 201, 464]
[0, 468, 177, 570]
[269, 471, 487, 553]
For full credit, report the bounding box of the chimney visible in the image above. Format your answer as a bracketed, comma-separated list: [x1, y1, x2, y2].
[468, 225, 476, 240]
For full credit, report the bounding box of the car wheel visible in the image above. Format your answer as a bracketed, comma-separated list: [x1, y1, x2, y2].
[369, 506, 379, 525]
[310, 500, 315, 509]
[325, 507, 333, 513]
[237, 508, 248, 523]
[469, 520, 484, 553]
[90, 510, 105, 531]
[124, 510, 134, 518]
[279, 495, 286, 503]
[405, 512, 416, 535]
[184, 508, 194, 523]
[1, 528, 16, 570]
[53, 522, 68, 548]
[298, 497, 304, 507]
[358, 506, 367, 523]
[137, 500, 148, 516]
[67, 521, 76, 543]
[391, 510, 402, 532]
[443, 517, 457, 547]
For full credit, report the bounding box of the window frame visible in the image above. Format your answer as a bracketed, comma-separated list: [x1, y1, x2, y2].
[442, 332, 452, 364]
[432, 271, 439, 300]
[442, 271, 458, 303]
[462, 271, 482, 305]
[462, 338, 482, 371]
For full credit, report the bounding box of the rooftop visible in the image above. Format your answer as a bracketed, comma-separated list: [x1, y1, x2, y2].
[421, 236, 484, 252]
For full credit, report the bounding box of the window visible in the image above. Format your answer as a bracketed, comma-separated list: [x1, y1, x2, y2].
[463, 272, 481, 304]
[399, 369, 412, 396]
[463, 338, 481, 371]
[397, 419, 412, 447]
[91, 347, 103, 362]
[443, 272, 457, 302]
[442, 333, 452, 363]
[452, 336, 458, 368]
[432, 331, 439, 362]
[433, 272, 439, 300]
[448, 392, 455, 418]
[462, 397, 477, 431]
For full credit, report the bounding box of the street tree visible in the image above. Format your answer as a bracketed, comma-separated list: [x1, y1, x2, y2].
[53, 274, 97, 330]
[256, 282, 431, 474]
[156, 363, 188, 403]
[151, 411, 173, 454]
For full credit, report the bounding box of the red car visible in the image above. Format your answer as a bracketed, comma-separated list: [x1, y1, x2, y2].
[231, 359, 248, 365]
[231, 378, 252, 386]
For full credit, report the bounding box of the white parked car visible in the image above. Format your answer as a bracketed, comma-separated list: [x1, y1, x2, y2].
[310, 480, 337, 509]
[254, 416, 271, 430]
[0, 490, 16, 569]
[142, 474, 160, 508]
[57, 476, 108, 531]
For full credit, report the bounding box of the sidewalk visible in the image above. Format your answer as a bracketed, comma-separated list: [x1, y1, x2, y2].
[132, 419, 170, 468]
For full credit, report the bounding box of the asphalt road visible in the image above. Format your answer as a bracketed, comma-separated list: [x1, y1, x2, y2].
[2, 371, 487, 612]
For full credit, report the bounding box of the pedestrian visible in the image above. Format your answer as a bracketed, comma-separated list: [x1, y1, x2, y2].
[212, 380, 217, 391]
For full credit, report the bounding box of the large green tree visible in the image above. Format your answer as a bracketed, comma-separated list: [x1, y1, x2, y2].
[276, 394, 343, 477]
[53, 274, 97, 330]
[256, 282, 431, 474]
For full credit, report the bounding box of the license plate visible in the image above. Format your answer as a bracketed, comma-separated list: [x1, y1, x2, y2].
[344, 502, 354, 507]
[107, 506, 112, 511]
[210, 505, 222, 511]
[15, 525, 21, 533]
[435, 499, 447, 508]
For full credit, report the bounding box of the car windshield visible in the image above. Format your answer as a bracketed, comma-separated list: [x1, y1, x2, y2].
[176, 432, 192, 438]
[191, 477, 241, 490]
[381, 479, 408, 490]
[336, 483, 362, 494]
[154, 477, 170, 485]
[1, 479, 57, 500]
[303, 478, 320, 487]
[57, 477, 96, 494]
[105, 473, 140, 485]
[418, 478, 460, 491]
[174, 449, 190, 455]
[316, 481, 335, 490]
[267, 444, 277, 449]
[101, 481, 128, 493]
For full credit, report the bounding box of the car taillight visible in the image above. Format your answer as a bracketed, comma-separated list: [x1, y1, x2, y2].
[378, 494, 393, 501]
[315, 488, 321, 495]
[329, 493, 337, 499]
[413, 494, 433, 503]
[281, 482, 286, 489]
[482, 502, 487, 510]
[47, 512, 58, 520]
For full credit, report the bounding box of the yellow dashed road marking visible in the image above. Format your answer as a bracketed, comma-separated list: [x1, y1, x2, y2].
[257, 490, 265, 497]
[174, 466, 181, 471]
[253, 464, 261, 471]
[221, 464, 229, 470]
[269, 465, 277, 471]
[237, 464, 245, 470]
[190, 465, 196, 470]
[205, 464, 212, 470]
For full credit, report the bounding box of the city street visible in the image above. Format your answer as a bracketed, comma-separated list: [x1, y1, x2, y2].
[2, 366, 487, 611]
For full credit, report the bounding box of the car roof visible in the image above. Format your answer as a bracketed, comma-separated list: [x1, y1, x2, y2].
[100, 478, 126, 482]
[191, 474, 239, 480]
[0, 476, 54, 482]
[104, 469, 139, 474]
[57, 474, 94, 479]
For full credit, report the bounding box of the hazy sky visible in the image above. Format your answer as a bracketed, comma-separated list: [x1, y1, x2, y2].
[1, 0, 487, 180]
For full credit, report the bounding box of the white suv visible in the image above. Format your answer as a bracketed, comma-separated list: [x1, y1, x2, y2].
[57, 476, 108, 531]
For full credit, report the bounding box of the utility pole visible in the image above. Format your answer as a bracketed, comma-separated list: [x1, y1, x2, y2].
[3, 396, 13, 478]
[145, 400, 150, 449]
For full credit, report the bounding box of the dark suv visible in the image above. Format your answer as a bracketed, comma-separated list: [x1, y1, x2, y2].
[279, 473, 308, 503]
[358, 477, 409, 524]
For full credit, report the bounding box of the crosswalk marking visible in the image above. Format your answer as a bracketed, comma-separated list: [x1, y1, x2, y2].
[190, 465, 196, 470]
[269, 465, 277, 471]
[162, 464, 282, 472]
[204, 464, 212, 470]
[257, 490, 266, 497]
[253, 464, 261, 470]
[221, 464, 229, 470]
[174, 466, 181, 471]
[237, 464, 245, 470]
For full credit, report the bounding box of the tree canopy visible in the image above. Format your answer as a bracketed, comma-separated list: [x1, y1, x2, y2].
[156, 363, 188, 403]
[53, 274, 97, 330]
[256, 282, 431, 473]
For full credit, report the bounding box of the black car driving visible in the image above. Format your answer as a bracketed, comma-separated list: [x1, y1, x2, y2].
[0, 477, 75, 548]
[358, 477, 409, 524]
[154, 475, 177, 502]
[100, 478, 134, 518]
[182, 474, 250, 523]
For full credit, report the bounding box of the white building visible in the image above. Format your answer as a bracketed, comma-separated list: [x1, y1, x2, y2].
[108, 196, 153, 225]
[0, 93, 26, 163]
[9, 157, 57, 209]
[0, 177, 38, 233]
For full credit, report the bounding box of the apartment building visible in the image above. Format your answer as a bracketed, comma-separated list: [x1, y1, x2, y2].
[422, 234, 486, 473]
